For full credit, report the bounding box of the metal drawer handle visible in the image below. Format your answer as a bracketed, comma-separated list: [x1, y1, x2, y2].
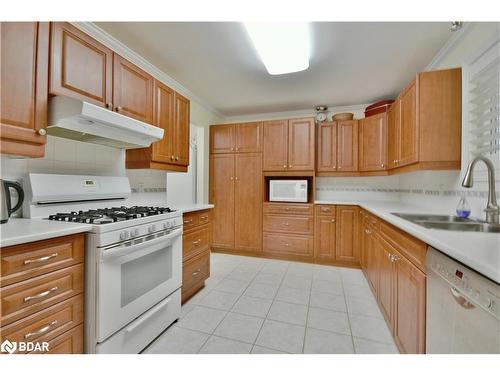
[24, 253, 58, 265]
[390, 255, 400, 262]
[24, 320, 58, 339]
[364, 229, 371, 235]
[24, 287, 58, 303]
[200, 216, 208, 220]
[284, 243, 289, 247]
[450, 287, 475, 309]
[184, 219, 193, 224]
[192, 239, 201, 245]
[321, 208, 331, 212]
[284, 222, 289, 226]
[192, 268, 202, 276]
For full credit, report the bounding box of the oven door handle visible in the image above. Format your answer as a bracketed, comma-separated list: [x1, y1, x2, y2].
[100, 228, 182, 262]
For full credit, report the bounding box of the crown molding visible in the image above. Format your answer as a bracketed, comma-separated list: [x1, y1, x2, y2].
[71, 22, 225, 120]
[425, 22, 474, 71]
[222, 103, 370, 124]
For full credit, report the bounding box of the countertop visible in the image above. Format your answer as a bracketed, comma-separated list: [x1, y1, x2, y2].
[0, 218, 92, 248]
[316, 200, 500, 283]
[174, 204, 214, 214]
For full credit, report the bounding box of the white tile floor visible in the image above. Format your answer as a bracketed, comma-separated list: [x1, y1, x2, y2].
[144, 253, 399, 354]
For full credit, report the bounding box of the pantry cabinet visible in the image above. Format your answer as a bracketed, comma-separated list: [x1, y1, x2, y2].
[316, 120, 358, 175]
[0, 22, 49, 158]
[210, 122, 263, 154]
[50, 22, 113, 108]
[263, 118, 315, 171]
[359, 113, 387, 172]
[210, 153, 263, 254]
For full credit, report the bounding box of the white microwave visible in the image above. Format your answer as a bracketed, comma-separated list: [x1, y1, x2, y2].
[269, 180, 308, 203]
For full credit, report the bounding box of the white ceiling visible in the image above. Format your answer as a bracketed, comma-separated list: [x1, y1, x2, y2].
[96, 22, 453, 117]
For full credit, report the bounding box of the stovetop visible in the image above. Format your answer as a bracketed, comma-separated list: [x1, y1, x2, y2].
[47, 206, 176, 224]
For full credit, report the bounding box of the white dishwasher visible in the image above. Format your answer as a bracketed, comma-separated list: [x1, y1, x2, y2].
[426, 247, 500, 353]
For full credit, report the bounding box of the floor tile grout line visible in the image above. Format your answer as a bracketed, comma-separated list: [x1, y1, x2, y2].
[302, 267, 314, 354]
[340, 273, 357, 353]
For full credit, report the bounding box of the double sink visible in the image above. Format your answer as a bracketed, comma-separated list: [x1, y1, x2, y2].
[392, 213, 500, 233]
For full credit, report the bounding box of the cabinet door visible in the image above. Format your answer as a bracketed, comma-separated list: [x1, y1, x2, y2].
[174, 92, 190, 166]
[314, 215, 336, 261]
[399, 80, 418, 167]
[337, 120, 358, 172]
[263, 120, 288, 171]
[387, 100, 400, 169]
[394, 251, 426, 354]
[378, 237, 395, 328]
[317, 122, 337, 172]
[235, 122, 263, 153]
[365, 225, 379, 294]
[288, 118, 315, 171]
[234, 153, 262, 253]
[113, 54, 153, 124]
[209, 154, 235, 249]
[210, 125, 235, 153]
[50, 22, 113, 108]
[151, 80, 175, 164]
[335, 206, 359, 263]
[1, 22, 49, 157]
[359, 113, 387, 171]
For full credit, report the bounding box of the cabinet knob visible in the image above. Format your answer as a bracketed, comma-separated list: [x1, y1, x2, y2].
[175, 156, 179, 161]
[283, 165, 287, 169]
[289, 165, 292, 168]
[116, 106, 122, 111]
[331, 219, 336, 223]
[284, 243, 289, 247]
[230, 176, 234, 181]
[106, 102, 113, 109]
[235, 177, 239, 181]
[235, 147, 239, 151]
[338, 166, 342, 169]
[37, 128, 47, 136]
[231, 147, 234, 151]
[381, 163, 385, 168]
[171, 155, 175, 160]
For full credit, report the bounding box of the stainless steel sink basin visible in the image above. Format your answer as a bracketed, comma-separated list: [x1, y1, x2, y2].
[391, 212, 500, 233]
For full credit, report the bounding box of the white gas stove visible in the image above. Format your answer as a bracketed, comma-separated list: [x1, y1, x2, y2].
[23, 173, 183, 354]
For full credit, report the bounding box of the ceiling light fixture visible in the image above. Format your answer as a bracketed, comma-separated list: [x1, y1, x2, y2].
[243, 22, 310, 75]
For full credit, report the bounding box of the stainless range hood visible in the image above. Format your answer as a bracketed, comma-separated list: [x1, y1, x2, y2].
[47, 96, 164, 149]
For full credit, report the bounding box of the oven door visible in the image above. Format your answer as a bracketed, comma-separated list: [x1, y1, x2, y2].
[96, 227, 182, 342]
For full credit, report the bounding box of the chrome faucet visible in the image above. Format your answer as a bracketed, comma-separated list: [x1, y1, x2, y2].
[462, 156, 500, 224]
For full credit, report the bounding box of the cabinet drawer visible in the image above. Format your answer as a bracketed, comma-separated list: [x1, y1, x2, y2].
[183, 226, 210, 261]
[36, 324, 84, 354]
[182, 250, 210, 294]
[263, 214, 313, 235]
[183, 210, 211, 231]
[1, 295, 83, 353]
[315, 205, 336, 217]
[263, 203, 313, 216]
[263, 233, 313, 258]
[380, 221, 427, 271]
[1, 264, 84, 327]
[1, 234, 84, 286]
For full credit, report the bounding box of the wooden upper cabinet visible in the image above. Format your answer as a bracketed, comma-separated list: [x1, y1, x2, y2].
[113, 53, 153, 124]
[387, 100, 400, 169]
[335, 206, 359, 264]
[359, 113, 387, 171]
[393, 250, 426, 354]
[50, 22, 113, 108]
[287, 118, 315, 171]
[151, 80, 175, 164]
[263, 120, 288, 171]
[399, 80, 418, 167]
[174, 92, 190, 166]
[210, 125, 235, 153]
[1, 22, 49, 158]
[337, 120, 358, 172]
[317, 122, 337, 172]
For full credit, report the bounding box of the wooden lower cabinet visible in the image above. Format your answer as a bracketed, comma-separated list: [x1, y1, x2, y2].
[335, 206, 359, 264]
[181, 209, 211, 303]
[0, 234, 85, 354]
[377, 237, 395, 326]
[314, 213, 336, 262]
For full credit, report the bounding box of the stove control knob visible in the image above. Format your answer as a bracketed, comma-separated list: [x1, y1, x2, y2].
[120, 231, 129, 241]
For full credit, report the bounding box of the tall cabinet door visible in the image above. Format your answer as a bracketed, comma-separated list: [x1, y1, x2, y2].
[234, 153, 263, 253]
[210, 154, 235, 249]
[337, 120, 358, 172]
[378, 237, 395, 328]
[387, 100, 401, 169]
[113, 54, 153, 124]
[210, 125, 235, 153]
[151, 80, 175, 164]
[263, 120, 288, 171]
[314, 216, 336, 261]
[287, 118, 315, 171]
[317, 122, 337, 172]
[1, 22, 49, 158]
[359, 113, 387, 171]
[174, 92, 190, 166]
[335, 206, 359, 263]
[50, 22, 113, 108]
[399, 80, 418, 167]
[393, 251, 426, 354]
[235, 122, 263, 153]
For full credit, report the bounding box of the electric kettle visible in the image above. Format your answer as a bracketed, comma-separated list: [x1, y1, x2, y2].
[1, 179, 24, 223]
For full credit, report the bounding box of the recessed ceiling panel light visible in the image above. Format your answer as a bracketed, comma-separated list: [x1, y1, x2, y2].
[244, 22, 310, 75]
